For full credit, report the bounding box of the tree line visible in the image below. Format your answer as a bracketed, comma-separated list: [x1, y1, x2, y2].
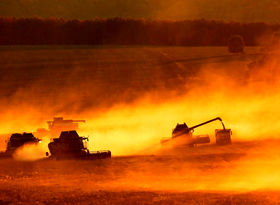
[0, 18, 279, 46]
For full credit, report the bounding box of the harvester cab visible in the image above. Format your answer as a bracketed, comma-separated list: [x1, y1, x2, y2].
[47, 130, 111, 160]
[162, 117, 232, 146]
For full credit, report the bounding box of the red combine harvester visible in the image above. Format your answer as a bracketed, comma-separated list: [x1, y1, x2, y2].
[161, 117, 232, 147]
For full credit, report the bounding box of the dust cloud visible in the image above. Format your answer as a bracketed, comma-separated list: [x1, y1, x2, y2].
[81, 45, 280, 155]
[1, 44, 280, 192]
[0, 44, 280, 156]
[12, 137, 50, 161]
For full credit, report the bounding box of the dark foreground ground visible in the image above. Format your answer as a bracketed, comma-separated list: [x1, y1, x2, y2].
[1, 140, 280, 204]
[1, 186, 280, 205]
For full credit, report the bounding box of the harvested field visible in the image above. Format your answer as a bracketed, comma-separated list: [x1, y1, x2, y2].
[2, 46, 280, 204]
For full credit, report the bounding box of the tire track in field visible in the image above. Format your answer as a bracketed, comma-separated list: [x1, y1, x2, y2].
[154, 51, 261, 86]
[160, 53, 261, 66]
[149, 49, 189, 88]
[156, 49, 202, 84]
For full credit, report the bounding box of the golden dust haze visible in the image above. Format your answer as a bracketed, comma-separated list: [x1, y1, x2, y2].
[81, 44, 280, 156]
[1, 46, 280, 154]
[1, 42, 280, 191]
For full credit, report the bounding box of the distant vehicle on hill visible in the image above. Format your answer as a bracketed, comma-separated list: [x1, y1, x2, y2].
[228, 35, 245, 53]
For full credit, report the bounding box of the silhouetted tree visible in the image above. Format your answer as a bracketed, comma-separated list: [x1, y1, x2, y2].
[0, 17, 278, 46]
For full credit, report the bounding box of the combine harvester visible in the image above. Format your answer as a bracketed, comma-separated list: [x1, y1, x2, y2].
[46, 130, 111, 160]
[0, 117, 86, 159]
[0, 133, 41, 159]
[35, 117, 86, 138]
[161, 117, 232, 147]
[0, 117, 111, 160]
